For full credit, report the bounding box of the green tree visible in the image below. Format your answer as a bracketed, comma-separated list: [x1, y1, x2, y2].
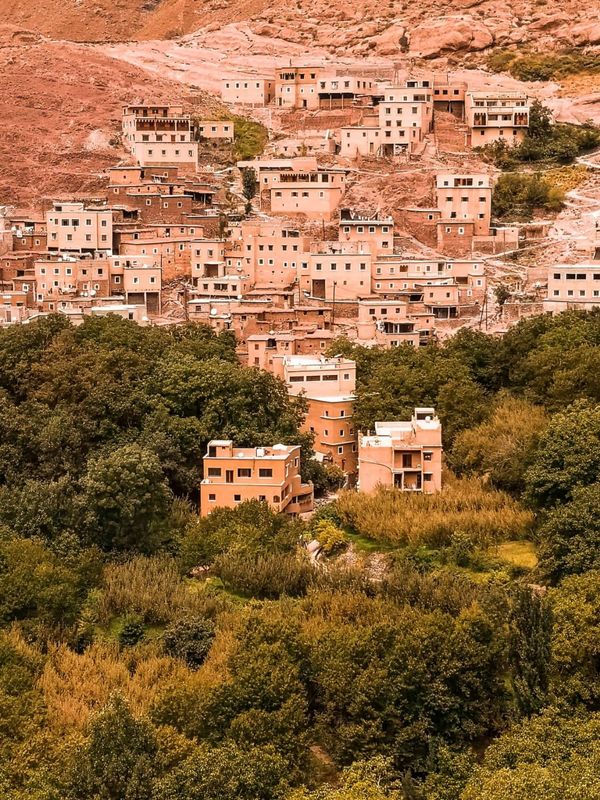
[449, 396, 547, 494]
[80, 444, 172, 552]
[153, 742, 289, 800]
[508, 586, 552, 716]
[72, 695, 158, 800]
[492, 173, 564, 221]
[242, 167, 258, 201]
[550, 571, 600, 706]
[461, 707, 600, 800]
[524, 401, 600, 507]
[0, 535, 83, 631]
[163, 616, 215, 669]
[0, 478, 77, 541]
[118, 616, 145, 648]
[537, 484, 600, 581]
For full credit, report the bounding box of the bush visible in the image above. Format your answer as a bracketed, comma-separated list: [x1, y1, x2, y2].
[449, 395, 548, 494]
[336, 478, 534, 549]
[118, 615, 145, 648]
[231, 115, 268, 160]
[487, 50, 600, 82]
[163, 616, 215, 668]
[177, 500, 301, 571]
[492, 172, 565, 221]
[479, 101, 600, 168]
[537, 484, 600, 582]
[96, 555, 211, 625]
[312, 519, 348, 555]
[213, 551, 316, 599]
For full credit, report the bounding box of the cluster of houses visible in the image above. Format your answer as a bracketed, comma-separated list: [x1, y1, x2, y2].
[200, 405, 443, 516]
[2, 65, 598, 516]
[222, 67, 530, 156]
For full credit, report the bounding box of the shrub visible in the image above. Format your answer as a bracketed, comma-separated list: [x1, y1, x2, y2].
[39, 642, 190, 730]
[336, 479, 533, 549]
[479, 100, 600, 169]
[537, 484, 600, 582]
[312, 519, 348, 555]
[492, 172, 565, 220]
[449, 395, 548, 494]
[163, 616, 215, 669]
[231, 115, 268, 160]
[177, 500, 302, 571]
[96, 555, 210, 625]
[118, 615, 145, 648]
[213, 551, 316, 599]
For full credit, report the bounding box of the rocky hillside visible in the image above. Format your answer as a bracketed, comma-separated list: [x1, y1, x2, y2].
[0, 26, 222, 204]
[3, 0, 600, 58]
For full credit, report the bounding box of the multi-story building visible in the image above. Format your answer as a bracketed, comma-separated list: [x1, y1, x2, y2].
[221, 76, 275, 106]
[432, 78, 467, 117]
[235, 220, 310, 288]
[358, 408, 443, 493]
[339, 122, 384, 158]
[317, 75, 377, 109]
[465, 91, 529, 146]
[544, 263, 600, 312]
[339, 81, 433, 157]
[199, 440, 314, 515]
[110, 255, 162, 314]
[434, 173, 493, 237]
[242, 157, 349, 220]
[356, 297, 435, 347]
[275, 65, 321, 109]
[338, 210, 394, 254]
[282, 354, 358, 473]
[377, 84, 434, 156]
[122, 105, 199, 168]
[300, 242, 372, 301]
[46, 202, 114, 254]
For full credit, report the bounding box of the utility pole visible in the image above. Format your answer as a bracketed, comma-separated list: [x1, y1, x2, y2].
[183, 281, 190, 323]
[332, 280, 337, 330]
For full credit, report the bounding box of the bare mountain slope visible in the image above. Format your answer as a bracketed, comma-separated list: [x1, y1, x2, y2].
[0, 26, 221, 204]
[3, 0, 600, 59]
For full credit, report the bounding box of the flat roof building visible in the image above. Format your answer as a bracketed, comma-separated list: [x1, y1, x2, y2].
[359, 408, 442, 494]
[200, 440, 314, 516]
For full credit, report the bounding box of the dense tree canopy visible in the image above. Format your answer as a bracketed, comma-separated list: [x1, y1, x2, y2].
[0, 311, 599, 798]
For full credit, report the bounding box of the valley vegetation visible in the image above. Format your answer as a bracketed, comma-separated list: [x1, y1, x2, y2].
[1, 311, 600, 799]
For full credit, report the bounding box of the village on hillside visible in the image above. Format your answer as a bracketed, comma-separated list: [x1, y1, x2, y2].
[2, 62, 599, 513]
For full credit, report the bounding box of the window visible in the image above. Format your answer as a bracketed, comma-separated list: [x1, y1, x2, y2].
[207, 467, 221, 477]
[424, 452, 432, 461]
[259, 468, 273, 478]
[337, 446, 344, 454]
[208, 494, 216, 501]
[237, 468, 252, 478]
[234, 494, 241, 502]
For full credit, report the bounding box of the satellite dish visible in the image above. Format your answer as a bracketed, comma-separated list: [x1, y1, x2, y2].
[210, 307, 217, 316]
[90, 289, 97, 296]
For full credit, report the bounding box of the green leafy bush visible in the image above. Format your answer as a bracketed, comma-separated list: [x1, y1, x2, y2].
[312, 519, 348, 555]
[492, 172, 565, 220]
[163, 616, 215, 668]
[487, 49, 600, 82]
